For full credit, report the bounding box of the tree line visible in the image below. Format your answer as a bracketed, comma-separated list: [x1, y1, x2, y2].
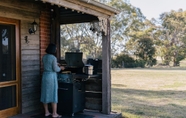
[60, 0, 186, 68]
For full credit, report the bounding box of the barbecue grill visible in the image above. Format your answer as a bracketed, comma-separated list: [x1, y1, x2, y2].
[57, 78, 85, 116]
[57, 52, 86, 116]
[57, 52, 102, 116]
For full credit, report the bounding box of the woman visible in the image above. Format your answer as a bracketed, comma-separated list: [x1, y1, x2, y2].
[40, 43, 64, 118]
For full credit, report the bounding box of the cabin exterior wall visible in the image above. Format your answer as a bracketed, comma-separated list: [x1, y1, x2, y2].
[0, 0, 50, 114]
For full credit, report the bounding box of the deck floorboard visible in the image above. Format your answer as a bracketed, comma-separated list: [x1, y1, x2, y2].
[10, 109, 122, 118]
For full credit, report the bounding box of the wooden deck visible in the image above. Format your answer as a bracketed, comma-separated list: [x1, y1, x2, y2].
[10, 109, 122, 118]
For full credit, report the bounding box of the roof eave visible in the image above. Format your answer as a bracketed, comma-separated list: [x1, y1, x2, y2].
[41, 0, 120, 18]
[80, 0, 120, 15]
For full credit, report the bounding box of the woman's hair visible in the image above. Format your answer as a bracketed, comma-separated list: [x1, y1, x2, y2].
[45, 43, 56, 54]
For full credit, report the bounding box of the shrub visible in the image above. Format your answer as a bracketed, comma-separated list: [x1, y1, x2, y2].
[111, 54, 135, 68]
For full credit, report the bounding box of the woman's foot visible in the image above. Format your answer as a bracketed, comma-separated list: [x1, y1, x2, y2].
[45, 113, 51, 117]
[52, 114, 62, 118]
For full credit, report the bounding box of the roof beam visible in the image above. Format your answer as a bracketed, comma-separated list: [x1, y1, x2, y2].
[60, 14, 98, 24]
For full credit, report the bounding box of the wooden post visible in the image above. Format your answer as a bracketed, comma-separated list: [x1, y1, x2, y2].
[54, 6, 60, 60]
[50, 6, 60, 59]
[102, 19, 111, 114]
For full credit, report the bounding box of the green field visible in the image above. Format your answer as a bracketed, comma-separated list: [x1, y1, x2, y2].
[111, 68, 186, 118]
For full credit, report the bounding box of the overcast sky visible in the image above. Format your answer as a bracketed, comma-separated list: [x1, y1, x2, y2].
[129, 0, 186, 19]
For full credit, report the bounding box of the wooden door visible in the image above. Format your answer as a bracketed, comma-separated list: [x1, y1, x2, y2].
[0, 17, 20, 118]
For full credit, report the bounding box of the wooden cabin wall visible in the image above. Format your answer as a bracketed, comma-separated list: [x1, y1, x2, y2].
[0, 0, 43, 114]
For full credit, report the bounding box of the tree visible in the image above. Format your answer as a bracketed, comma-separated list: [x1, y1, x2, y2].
[106, 0, 146, 57]
[124, 17, 157, 66]
[135, 38, 156, 66]
[158, 9, 186, 66]
[60, 23, 102, 59]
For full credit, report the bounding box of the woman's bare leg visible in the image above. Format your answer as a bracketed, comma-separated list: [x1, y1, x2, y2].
[43, 103, 51, 116]
[51, 103, 61, 117]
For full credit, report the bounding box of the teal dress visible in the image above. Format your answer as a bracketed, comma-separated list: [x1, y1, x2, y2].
[40, 54, 61, 103]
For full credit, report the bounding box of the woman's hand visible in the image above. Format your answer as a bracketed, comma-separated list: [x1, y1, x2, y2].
[58, 63, 61, 66]
[60, 66, 65, 70]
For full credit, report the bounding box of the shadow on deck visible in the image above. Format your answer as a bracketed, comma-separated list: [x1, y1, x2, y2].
[10, 109, 122, 118]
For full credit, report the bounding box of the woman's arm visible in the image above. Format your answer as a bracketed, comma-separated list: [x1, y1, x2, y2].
[52, 57, 62, 72]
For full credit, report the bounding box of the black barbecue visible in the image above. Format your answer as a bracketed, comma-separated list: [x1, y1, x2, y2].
[57, 52, 101, 116]
[57, 78, 85, 117]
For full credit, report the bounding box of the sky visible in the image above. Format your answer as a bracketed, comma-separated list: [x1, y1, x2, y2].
[129, 0, 186, 20]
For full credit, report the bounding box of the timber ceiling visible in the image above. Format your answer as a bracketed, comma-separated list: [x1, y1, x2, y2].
[59, 7, 99, 24]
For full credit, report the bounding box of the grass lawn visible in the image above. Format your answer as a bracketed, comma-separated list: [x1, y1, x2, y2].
[111, 68, 186, 118]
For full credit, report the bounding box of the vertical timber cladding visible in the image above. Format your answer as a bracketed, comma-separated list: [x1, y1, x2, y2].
[0, 0, 41, 114]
